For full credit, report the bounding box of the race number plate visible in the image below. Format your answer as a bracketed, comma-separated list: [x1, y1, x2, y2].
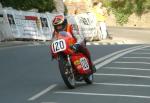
[80, 57, 89, 70]
[52, 39, 66, 53]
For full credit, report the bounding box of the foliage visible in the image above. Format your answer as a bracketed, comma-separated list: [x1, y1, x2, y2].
[111, 0, 133, 25]
[134, 0, 146, 16]
[145, 0, 150, 10]
[101, 0, 150, 25]
[0, 0, 56, 12]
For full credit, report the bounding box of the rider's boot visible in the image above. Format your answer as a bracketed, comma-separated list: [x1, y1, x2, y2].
[86, 56, 96, 73]
[90, 63, 96, 73]
[88, 59, 96, 73]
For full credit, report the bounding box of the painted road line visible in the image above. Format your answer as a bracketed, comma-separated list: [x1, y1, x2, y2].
[55, 91, 150, 99]
[93, 45, 146, 65]
[131, 52, 150, 55]
[94, 73, 150, 79]
[121, 57, 150, 59]
[114, 61, 150, 65]
[103, 67, 150, 71]
[140, 49, 150, 51]
[93, 82, 150, 88]
[95, 45, 150, 70]
[76, 82, 150, 88]
[28, 84, 57, 101]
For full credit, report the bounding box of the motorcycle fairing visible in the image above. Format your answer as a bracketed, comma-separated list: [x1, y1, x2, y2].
[71, 53, 91, 75]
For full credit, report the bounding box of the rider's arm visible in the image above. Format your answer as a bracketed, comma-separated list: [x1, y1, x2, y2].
[71, 24, 85, 45]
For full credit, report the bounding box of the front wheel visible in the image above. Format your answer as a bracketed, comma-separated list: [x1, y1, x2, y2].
[58, 56, 75, 89]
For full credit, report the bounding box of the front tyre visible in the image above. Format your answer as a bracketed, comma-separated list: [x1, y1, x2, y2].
[58, 56, 75, 89]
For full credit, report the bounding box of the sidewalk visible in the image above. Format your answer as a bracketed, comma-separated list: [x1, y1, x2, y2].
[87, 26, 150, 45]
[108, 27, 150, 44]
[87, 37, 146, 45]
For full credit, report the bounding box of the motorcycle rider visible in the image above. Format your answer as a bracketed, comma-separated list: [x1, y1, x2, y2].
[51, 15, 96, 73]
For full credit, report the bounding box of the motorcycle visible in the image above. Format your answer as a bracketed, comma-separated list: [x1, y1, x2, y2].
[50, 31, 93, 89]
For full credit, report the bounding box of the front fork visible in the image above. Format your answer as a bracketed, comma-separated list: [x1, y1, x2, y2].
[67, 55, 75, 76]
[67, 55, 72, 67]
[58, 55, 73, 74]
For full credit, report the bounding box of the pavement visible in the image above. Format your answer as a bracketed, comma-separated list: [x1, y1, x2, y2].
[87, 26, 150, 45]
[0, 27, 150, 47]
[107, 27, 150, 44]
[87, 37, 141, 45]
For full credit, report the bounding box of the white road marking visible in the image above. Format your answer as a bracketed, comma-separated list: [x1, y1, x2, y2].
[140, 49, 150, 51]
[103, 67, 150, 71]
[93, 45, 146, 64]
[122, 56, 150, 59]
[95, 45, 150, 70]
[55, 91, 150, 99]
[28, 84, 57, 101]
[94, 73, 150, 79]
[27, 45, 150, 101]
[131, 52, 150, 55]
[76, 82, 150, 88]
[93, 82, 150, 88]
[114, 61, 150, 65]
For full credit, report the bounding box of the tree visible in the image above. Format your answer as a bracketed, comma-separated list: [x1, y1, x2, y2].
[0, 0, 56, 12]
[101, 0, 150, 25]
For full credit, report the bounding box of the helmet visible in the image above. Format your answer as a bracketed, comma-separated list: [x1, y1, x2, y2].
[52, 15, 64, 26]
[52, 15, 67, 32]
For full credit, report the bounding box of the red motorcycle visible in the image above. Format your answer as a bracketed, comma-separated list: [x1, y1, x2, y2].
[50, 31, 93, 89]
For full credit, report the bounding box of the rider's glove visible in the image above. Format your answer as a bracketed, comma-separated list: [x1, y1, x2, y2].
[71, 43, 80, 52]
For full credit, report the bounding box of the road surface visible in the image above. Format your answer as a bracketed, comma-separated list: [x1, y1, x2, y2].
[1, 44, 150, 103]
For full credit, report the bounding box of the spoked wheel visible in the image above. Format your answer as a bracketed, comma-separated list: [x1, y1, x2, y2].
[59, 56, 75, 89]
[84, 73, 94, 84]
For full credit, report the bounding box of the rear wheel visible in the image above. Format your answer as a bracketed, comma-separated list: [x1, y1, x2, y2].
[59, 56, 75, 89]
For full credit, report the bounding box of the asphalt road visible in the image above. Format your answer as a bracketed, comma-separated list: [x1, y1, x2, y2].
[1, 44, 150, 103]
